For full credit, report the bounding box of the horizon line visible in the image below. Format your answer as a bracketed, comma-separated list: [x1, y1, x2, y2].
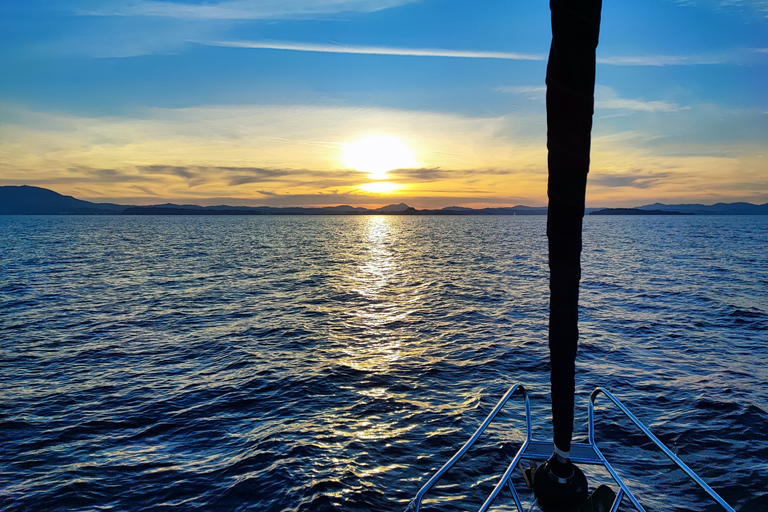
[3, 184, 768, 212]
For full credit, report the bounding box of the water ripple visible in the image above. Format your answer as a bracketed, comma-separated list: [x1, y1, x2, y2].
[1, 215, 766, 511]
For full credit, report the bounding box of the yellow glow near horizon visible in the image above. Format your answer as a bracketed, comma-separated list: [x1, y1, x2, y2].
[341, 135, 417, 179]
[358, 182, 401, 194]
[2, 104, 765, 208]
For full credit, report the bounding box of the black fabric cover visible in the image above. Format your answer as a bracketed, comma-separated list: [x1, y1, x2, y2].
[546, 0, 602, 454]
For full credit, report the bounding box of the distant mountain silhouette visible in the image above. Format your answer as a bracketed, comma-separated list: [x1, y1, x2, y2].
[0, 185, 125, 215]
[590, 208, 692, 215]
[1, 185, 766, 215]
[377, 202, 410, 213]
[638, 202, 768, 215]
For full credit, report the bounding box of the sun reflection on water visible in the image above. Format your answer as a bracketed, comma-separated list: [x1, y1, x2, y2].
[327, 216, 421, 445]
[338, 216, 406, 373]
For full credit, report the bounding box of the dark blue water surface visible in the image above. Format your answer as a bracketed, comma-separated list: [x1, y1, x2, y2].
[1, 215, 766, 511]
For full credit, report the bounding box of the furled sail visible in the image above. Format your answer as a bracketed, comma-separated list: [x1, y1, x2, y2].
[546, 0, 602, 466]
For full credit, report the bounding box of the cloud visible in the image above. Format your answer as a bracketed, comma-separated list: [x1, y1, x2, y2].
[210, 40, 545, 61]
[140, 165, 199, 179]
[670, 0, 768, 15]
[89, 168, 139, 182]
[136, 164, 362, 188]
[388, 167, 514, 182]
[81, 0, 420, 19]
[495, 86, 546, 94]
[31, 12, 225, 58]
[56, 0, 423, 57]
[597, 47, 768, 66]
[496, 85, 689, 113]
[594, 102, 768, 148]
[222, 167, 360, 187]
[595, 86, 689, 113]
[597, 54, 726, 66]
[132, 163, 518, 190]
[494, 86, 547, 103]
[590, 170, 671, 189]
[208, 40, 762, 67]
[63, 166, 159, 184]
[596, 98, 687, 112]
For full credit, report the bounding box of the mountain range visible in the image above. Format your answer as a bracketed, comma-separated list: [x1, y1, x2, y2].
[2, 185, 767, 216]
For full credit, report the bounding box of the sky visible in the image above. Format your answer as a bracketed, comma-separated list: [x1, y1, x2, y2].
[0, 0, 766, 208]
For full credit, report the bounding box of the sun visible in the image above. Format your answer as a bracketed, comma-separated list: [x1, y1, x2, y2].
[359, 182, 401, 194]
[341, 135, 417, 179]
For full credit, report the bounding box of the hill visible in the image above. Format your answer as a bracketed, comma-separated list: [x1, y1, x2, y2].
[638, 202, 768, 215]
[0, 185, 125, 215]
[590, 208, 692, 216]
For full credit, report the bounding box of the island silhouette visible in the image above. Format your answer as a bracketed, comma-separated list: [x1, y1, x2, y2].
[2, 185, 767, 216]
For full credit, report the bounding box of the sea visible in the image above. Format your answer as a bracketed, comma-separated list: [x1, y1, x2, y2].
[1, 215, 766, 512]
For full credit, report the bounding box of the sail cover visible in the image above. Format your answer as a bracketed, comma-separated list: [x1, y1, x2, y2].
[546, 0, 602, 454]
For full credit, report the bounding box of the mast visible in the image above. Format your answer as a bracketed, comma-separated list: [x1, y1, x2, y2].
[546, 0, 601, 466]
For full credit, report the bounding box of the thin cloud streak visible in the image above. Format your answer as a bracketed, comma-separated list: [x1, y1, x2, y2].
[497, 84, 689, 112]
[82, 0, 419, 20]
[211, 40, 545, 61]
[597, 54, 725, 66]
[594, 86, 689, 112]
[495, 86, 547, 94]
[211, 40, 750, 66]
[596, 98, 688, 112]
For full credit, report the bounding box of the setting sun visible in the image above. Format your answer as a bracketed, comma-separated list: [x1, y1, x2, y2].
[358, 182, 401, 194]
[341, 135, 417, 179]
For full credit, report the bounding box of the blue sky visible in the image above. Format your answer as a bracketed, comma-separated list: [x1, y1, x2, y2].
[1, 0, 766, 207]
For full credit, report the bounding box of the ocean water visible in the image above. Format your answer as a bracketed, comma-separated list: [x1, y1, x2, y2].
[1, 215, 766, 512]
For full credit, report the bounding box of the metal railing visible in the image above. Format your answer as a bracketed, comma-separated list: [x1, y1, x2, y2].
[587, 387, 736, 512]
[404, 384, 531, 512]
[404, 385, 736, 512]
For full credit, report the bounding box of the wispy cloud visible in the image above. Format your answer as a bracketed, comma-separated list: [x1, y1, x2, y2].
[389, 167, 513, 182]
[597, 54, 726, 66]
[596, 97, 688, 112]
[137, 164, 361, 188]
[669, 0, 768, 16]
[496, 84, 689, 113]
[494, 86, 546, 103]
[82, 0, 420, 19]
[210, 40, 757, 67]
[598, 47, 768, 66]
[595, 86, 689, 113]
[495, 86, 546, 94]
[590, 170, 671, 189]
[210, 40, 545, 61]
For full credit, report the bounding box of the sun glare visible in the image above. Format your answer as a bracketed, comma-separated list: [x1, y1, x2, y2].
[359, 182, 401, 194]
[342, 136, 417, 179]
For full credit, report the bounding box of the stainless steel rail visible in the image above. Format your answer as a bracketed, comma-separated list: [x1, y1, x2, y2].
[405, 385, 736, 512]
[588, 387, 736, 512]
[404, 384, 530, 512]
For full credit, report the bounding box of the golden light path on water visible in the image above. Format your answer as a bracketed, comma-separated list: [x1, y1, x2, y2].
[346, 218, 404, 371]
[316, 216, 540, 508]
[317, 216, 529, 509]
[331, 217, 415, 443]
[317, 217, 420, 503]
